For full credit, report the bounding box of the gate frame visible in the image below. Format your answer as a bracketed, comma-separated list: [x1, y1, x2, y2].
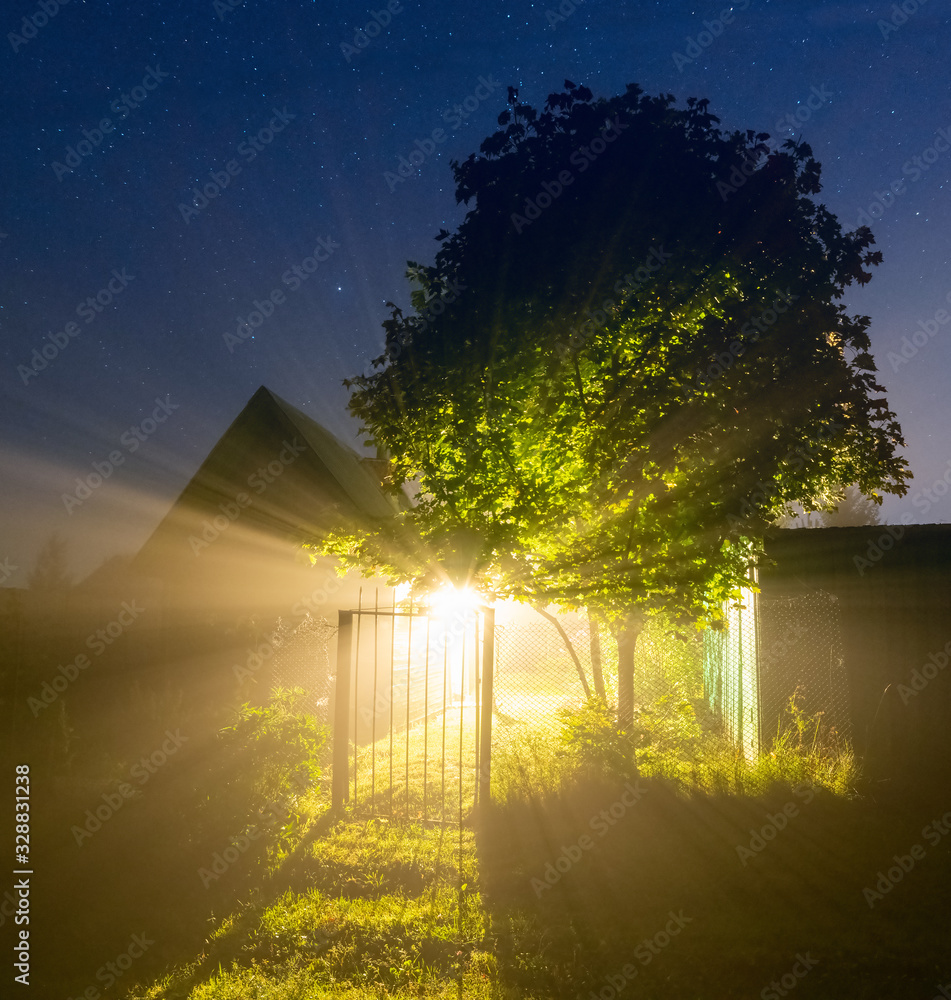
[332, 600, 495, 818]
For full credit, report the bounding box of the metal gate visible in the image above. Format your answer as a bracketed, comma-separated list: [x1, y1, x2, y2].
[332, 592, 494, 823]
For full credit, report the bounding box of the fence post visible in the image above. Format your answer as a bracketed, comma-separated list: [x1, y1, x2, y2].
[333, 610, 353, 814]
[478, 606, 495, 810]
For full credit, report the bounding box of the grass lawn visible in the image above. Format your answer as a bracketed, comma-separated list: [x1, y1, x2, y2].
[28, 691, 951, 1000]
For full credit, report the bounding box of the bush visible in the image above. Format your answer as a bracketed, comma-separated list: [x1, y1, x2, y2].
[218, 687, 326, 799]
[558, 696, 636, 781]
[189, 688, 329, 854]
[514, 684, 860, 800]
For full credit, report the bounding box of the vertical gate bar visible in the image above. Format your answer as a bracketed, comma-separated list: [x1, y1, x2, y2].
[405, 595, 413, 816]
[372, 588, 379, 806]
[459, 631, 465, 823]
[478, 607, 495, 810]
[333, 610, 353, 813]
[389, 588, 395, 816]
[353, 588, 363, 806]
[441, 638, 448, 820]
[423, 615, 430, 820]
[474, 611, 481, 809]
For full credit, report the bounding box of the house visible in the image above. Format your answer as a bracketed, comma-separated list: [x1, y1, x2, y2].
[133, 385, 397, 618]
[127, 385, 400, 721]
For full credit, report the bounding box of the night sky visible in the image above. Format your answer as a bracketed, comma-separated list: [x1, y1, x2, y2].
[2, 0, 950, 584]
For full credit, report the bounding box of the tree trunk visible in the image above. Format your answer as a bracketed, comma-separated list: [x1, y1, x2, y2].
[533, 604, 591, 700]
[588, 612, 606, 700]
[616, 612, 643, 732]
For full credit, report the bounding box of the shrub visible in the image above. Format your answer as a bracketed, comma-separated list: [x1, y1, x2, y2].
[189, 688, 329, 853]
[558, 696, 636, 781]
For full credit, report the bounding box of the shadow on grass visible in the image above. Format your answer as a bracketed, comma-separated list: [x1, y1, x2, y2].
[31, 701, 951, 1000]
[475, 770, 951, 999]
[30, 734, 336, 1000]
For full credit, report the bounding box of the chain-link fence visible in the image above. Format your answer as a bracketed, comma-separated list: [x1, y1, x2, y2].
[267, 614, 337, 722]
[327, 597, 854, 810]
[758, 590, 852, 750]
[492, 611, 705, 743]
[703, 588, 852, 761]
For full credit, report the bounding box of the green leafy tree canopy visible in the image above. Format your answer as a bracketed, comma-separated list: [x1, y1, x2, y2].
[322, 80, 911, 731]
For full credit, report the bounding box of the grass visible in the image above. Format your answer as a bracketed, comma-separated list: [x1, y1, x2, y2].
[348, 703, 481, 823]
[31, 674, 951, 1000]
[109, 754, 951, 1000]
[122, 818, 502, 1000]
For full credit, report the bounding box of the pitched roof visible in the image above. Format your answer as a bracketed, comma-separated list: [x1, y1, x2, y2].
[133, 386, 396, 574]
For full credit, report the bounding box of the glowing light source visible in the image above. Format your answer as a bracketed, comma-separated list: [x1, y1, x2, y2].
[426, 585, 484, 706]
[427, 584, 483, 620]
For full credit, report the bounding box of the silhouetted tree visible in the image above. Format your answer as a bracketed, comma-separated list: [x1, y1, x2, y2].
[820, 484, 882, 526]
[27, 532, 73, 591]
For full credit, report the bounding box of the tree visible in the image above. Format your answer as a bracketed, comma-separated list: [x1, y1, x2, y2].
[777, 483, 882, 527]
[819, 483, 882, 526]
[27, 532, 74, 591]
[323, 81, 910, 734]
